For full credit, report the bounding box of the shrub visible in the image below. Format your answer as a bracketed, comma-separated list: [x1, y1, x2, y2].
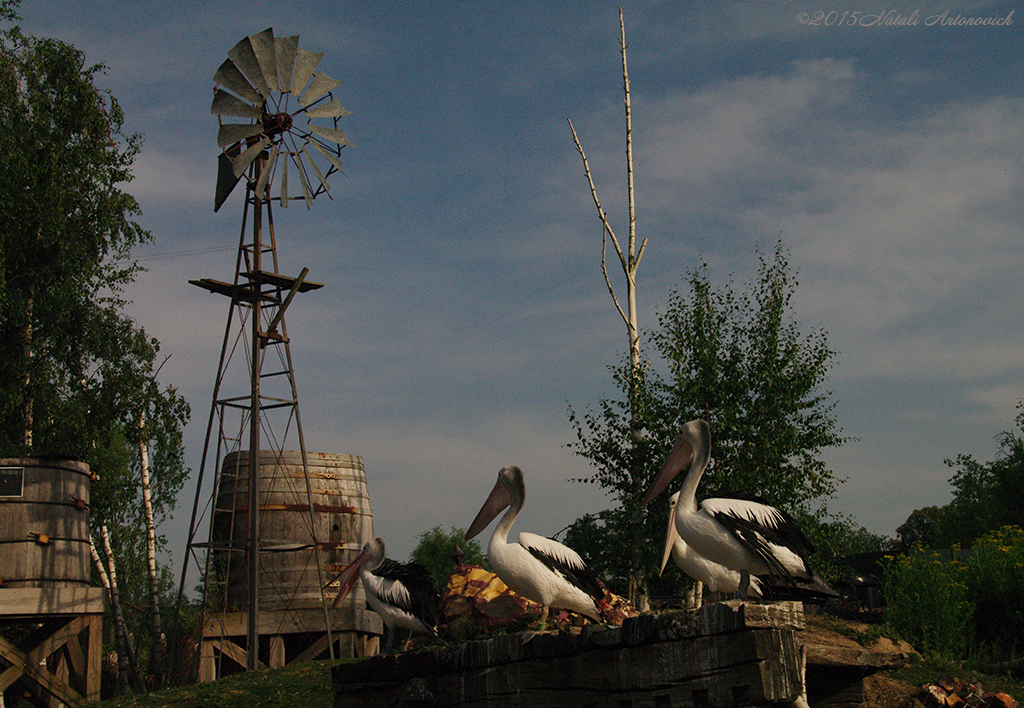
[882, 546, 973, 659]
[965, 526, 1024, 655]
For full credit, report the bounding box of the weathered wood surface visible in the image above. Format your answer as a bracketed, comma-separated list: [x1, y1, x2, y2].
[0, 586, 106, 619]
[333, 601, 807, 708]
[0, 613, 102, 706]
[200, 606, 383, 681]
[0, 457, 93, 589]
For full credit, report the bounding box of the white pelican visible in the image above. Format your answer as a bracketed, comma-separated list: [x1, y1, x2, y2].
[466, 465, 604, 624]
[643, 419, 814, 599]
[661, 491, 764, 600]
[326, 537, 441, 652]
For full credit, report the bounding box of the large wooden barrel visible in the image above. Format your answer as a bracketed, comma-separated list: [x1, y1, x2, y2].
[0, 456, 92, 588]
[211, 451, 374, 612]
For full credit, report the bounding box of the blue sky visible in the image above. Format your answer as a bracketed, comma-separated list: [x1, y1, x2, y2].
[14, 0, 1023, 570]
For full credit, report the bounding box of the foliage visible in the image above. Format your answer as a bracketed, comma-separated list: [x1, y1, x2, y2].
[795, 511, 892, 582]
[965, 526, 1024, 654]
[410, 526, 487, 590]
[0, 4, 189, 686]
[0, 2, 188, 522]
[899, 402, 1024, 548]
[567, 240, 846, 597]
[882, 546, 973, 659]
[650, 241, 845, 513]
[567, 356, 681, 602]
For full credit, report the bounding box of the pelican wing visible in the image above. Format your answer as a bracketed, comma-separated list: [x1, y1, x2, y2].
[518, 532, 604, 601]
[372, 560, 442, 628]
[702, 497, 813, 582]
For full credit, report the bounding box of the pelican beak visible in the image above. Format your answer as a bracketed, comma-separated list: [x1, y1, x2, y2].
[643, 435, 694, 506]
[326, 548, 369, 608]
[659, 502, 679, 577]
[466, 477, 512, 540]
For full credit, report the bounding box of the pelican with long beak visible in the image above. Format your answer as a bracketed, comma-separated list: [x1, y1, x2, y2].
[466, 465, 604, 625]
[644, 420, 815, 599]
[326, 537, 441, 652]
[661, 491, 764, 599]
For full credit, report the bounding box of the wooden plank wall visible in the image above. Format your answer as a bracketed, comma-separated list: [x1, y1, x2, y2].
[333, 601, 807, 708]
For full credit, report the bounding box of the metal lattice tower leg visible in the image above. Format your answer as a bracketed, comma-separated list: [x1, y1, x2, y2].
[175, 155, 334, 675]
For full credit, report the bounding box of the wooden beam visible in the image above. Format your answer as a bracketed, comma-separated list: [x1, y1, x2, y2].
[0, 587, 105, 617]
[289, 632, 332, 665]
[0, 633, 85, 706]
[202, 607, 381, 637]
[211, 638, 267, 671]
[86, 615, 102, 702]
[29, 615, 88, 660]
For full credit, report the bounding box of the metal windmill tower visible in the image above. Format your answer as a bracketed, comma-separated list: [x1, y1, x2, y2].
[177, 27, 358, 676]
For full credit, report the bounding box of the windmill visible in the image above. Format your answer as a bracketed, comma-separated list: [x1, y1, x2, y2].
[175, 28, 378, 679]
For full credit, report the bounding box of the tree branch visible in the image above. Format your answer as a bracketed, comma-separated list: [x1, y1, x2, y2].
[568, 117, 630, 326]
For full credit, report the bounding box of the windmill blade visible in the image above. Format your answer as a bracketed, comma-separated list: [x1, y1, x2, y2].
[275, 34, 299, 93]
[302, 145, 331, 194]
[300, 71, 342, 107]
[218, 122, 263, 149]
[290, 48, 323, 98]
[213, 58, 263, 106]
[211, 89, 262, 120]
[249, 28, 280, 92]
[255, 144, 280, 200]
[227, 34, 271, 99]
[304, 99, 352, 119]
[295, 152, 314, 208]
[311, 141, 344, 173]
[309, 124, 355, 148]
[214, 142, 244, 213]
[232, 136, 270, 178]
[280, 151, 289, 208]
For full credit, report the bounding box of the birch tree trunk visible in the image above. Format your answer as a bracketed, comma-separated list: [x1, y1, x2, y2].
[21, 284, 34, 449]
[139, 413, 165, 684]
[89, 537, 128, 695]
[100, 525, 145, 693]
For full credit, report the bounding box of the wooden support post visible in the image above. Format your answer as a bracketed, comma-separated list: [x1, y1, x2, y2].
[199, 639, 217, 683]
[86, 614, 101, 702]
[270, 636, 285, 668]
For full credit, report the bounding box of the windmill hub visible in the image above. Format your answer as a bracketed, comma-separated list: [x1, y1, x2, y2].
[262, 111, 293, 138]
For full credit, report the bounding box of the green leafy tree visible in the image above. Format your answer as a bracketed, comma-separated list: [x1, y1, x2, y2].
[569, 241, 847, 598]
[410, 526, 487, 591]
[567, 357, 678, 602]
[651, 241, 845, 511]
[1, 1, 189, 682]
[900, 402, 1024, 548]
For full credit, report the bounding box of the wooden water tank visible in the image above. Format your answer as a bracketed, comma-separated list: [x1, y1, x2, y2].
[0, 456, 91, 588]
[212, 451, 374, 612]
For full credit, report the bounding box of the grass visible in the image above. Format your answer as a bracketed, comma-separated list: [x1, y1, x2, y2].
[87, 659, 345, 708]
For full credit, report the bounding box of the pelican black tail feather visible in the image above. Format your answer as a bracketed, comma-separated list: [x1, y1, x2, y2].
[525, 544, 606, 604]
[376, 559, 443, 631]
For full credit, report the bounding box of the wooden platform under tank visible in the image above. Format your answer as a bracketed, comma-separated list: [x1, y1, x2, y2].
[0, 586, 106, 707]
[200, 604, 383, 681]
[332, 601, 913, 708]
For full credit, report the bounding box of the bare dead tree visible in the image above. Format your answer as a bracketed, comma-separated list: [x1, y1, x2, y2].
[568, 8, 647, 380]
[568, 8, 651, 611]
